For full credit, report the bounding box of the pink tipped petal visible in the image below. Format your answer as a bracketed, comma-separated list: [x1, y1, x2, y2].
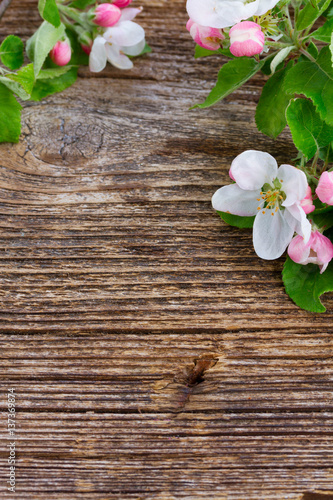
[300, 186, 315, 214]
[230, 39, 263, 57]
[230, 150, 278, 191]
[316, 171, 333, 205]
[49, 41, 71, 66]
[212, 184, 261, 216]
[113, 0, 133, 7]
[188, 22, 224, 50]
[253, 209, 294, 260]
[229, 21, 264, 57]
[288, 231, 333, 273]
[94, 4, 121, 27]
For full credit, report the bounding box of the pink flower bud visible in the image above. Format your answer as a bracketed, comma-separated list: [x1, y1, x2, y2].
[186, 18, 224, 51]
[229, 21, 265, 57]
[288, 230, 333, 274]
[81, 43, 92, 55]
[93, 3, 121, 27]
[49, 41, 71, 66]
[112, 0, 133, 6]
[316, 171, 333, 205]
[300, 185, 315, 214]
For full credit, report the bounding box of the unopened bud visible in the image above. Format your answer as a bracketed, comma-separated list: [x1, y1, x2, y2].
[93, 3, 121, 27]
[49, 40, 71, 66]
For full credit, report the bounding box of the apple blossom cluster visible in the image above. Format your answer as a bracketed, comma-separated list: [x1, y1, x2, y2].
[212, 149, 333, 311]
[186, 0, 280, 57]
[49, 0, 147, 71]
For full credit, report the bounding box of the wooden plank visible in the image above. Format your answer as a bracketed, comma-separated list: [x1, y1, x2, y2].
[0, 0, 333, 498]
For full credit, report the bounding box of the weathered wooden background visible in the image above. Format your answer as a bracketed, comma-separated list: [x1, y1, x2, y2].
[0, 0, 333, 498]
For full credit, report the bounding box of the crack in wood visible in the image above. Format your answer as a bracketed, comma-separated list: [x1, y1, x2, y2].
[152, 353, 220, 413]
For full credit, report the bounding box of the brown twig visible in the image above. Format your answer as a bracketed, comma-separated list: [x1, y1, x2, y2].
[0, 0, 13, 22]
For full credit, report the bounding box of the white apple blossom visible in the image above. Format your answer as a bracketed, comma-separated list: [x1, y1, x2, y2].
[89, 8, 145, 71]
[186, 0, 280, 29]
[212, 150, 312, 260]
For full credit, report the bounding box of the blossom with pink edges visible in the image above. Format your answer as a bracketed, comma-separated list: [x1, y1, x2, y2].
[300, 185, 315, 214]
[186, 0, 279, 29]
[316, 171, 333, 205]
[93, 4, 121, 27]
[50, 40, 71, 66]
[288, 230, 333, 274]
[212, 150, 311, 260]
[229, 21, 264, 57]
[186, 19, 224, 50]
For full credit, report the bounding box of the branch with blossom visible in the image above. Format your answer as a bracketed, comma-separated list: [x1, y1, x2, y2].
[186, 1, 333, 311]
[0, 0, 149, 143]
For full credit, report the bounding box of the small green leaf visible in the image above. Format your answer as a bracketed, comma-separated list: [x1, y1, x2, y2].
[296, 0, 331, 30]
[283, 46, 333, 126]
[26, 21, 66, 78]
[69, 0, 95, 8]
[0, 64, 35, 100]
[38, 0, 61, 28]
[0, 83, 22, 143]
[192, 57, 263, 109]
[255, 62, 294, 139]
[37, 66, 74, 79]
[286, 98, 333, 159]
[194, 45, 233, 59]
[270, 46, 294, 74]
[312, 209, 333, 230]
[312, 17, 333, 43]
[217, 211, 255, 229]
[283, 256, 333, 312]
[31, 66, 78, 101]
[0, 35, 24, 70]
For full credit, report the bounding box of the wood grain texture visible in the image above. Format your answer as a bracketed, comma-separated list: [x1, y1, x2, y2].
[0, 1, 333, 498]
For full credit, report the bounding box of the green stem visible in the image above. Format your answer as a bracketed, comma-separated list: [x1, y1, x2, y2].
[299, 48, 316, 62]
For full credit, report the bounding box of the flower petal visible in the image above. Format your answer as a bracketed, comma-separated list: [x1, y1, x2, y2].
[119, 7, 142, 22]
[278, 164, 308, 206]
[230, 150, 278, 191]
[212, 184, 261, 216]
[105, 43, 133, 69]
[284, 203, 311, 243]
[104, 20, 145, 47]
[121, 37, 145, 56]
[89, 36, 107, 72]
[186, 0, 262, 28]
[253, 209, 294, 260]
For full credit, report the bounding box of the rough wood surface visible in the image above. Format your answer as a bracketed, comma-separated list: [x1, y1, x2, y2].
[0, 1, 333, 498]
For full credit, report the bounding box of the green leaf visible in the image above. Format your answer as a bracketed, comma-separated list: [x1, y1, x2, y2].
[283, 256, 333, 312]
[255, 62, 294, 139]
[31, 66, 78, 101]
[38, 0, 61, 28]
[312, 17, 333, 43]
[0, 83, 22, 143]
[270, 46, 295, 74]
[69, 0, 94, 8]
[217, 211, 255, 228]
[296, 0, 331, 30]
[283, 46, 333, 126]
[0, 64, 35, 100]
[37, 66, 74, 79]
[0, 35, 24, 70]
[312, 209, 333, 230]
[26, 21, 66, 78]
[192, 57, 263, 109]
[194, 45, 233, 59]
[330, 32, 333, 63]
[286, 98, 333, 159]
